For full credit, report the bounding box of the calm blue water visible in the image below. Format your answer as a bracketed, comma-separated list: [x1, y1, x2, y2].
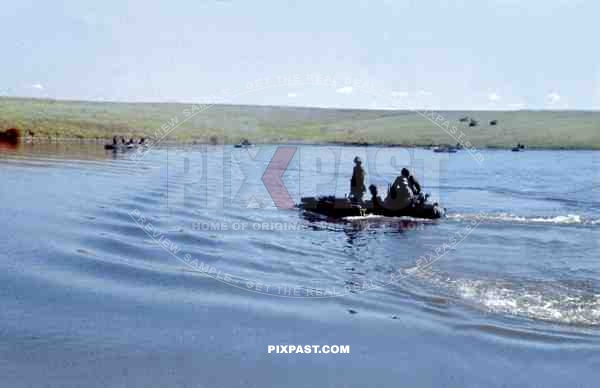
[1, 143, 599, 387]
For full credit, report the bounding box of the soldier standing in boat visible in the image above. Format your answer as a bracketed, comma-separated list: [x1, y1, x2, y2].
[350, 156, 366, 202]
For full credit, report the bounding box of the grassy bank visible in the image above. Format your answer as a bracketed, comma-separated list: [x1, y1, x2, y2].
[1, 97, 598, 149]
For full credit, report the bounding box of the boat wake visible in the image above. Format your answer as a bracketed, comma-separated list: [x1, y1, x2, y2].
[448, 213, 598, 226]
[413, 270, 600, 326]
[436, 185, 600, 208]
[451, 278, 600, 326]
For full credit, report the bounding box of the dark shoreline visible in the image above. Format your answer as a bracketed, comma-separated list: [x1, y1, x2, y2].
[6, 137, 599, 151]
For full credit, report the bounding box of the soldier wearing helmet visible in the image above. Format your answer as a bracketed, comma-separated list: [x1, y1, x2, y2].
[350, 156, 366, 202]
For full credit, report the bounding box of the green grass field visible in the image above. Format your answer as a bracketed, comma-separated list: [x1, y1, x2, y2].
[1, 97, 598, 149]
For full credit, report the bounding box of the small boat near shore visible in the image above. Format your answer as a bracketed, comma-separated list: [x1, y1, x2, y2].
[105, 136, 146, 151]
[104, 143, 139, 150]
[432, 145, 458, 153]
[511, 143, 526, 152]
[234, 139, 254, 148]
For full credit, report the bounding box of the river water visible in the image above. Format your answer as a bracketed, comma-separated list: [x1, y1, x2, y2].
[1, 143, 599, 387]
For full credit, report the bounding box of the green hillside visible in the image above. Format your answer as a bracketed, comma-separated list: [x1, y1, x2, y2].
[1, 97, 598, 149]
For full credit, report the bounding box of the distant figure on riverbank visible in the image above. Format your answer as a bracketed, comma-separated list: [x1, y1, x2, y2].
[25, 130, 35, 144]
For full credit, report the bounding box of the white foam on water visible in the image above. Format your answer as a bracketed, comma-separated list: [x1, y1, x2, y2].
[448, 213, 597, 225]
[530, 214, 582, 224]
[343, 214, 387, 222]
[440, 277, 600, 326]
[342, 214, 436, 223]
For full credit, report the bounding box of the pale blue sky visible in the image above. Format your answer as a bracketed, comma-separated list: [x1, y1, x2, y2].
[2, 0, 598, 110]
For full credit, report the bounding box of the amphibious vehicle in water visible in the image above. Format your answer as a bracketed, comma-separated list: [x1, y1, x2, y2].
[298, 195, 445, 220]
